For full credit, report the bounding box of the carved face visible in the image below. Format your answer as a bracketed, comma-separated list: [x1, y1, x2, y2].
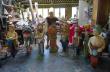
[37, 25, 43, 33]
[93, 29, 100, 36]
[9, 26, 15, 32]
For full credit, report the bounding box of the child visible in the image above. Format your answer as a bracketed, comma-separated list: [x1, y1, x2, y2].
[73, 25, 80, 56]
[60, 24, 69, 55]
[36, 24, 45, 56]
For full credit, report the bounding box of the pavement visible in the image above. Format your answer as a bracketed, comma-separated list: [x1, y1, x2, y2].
[0, 35, 108, 72]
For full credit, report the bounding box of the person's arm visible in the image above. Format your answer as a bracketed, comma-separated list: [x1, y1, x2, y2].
[14, 32, 18, 40]
[88, 38, 92, 55]
[44, 17, 48, 33]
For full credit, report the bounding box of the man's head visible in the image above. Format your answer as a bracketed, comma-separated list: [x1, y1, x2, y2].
[49, 12, 54, 17]
[39, 15, 42, 18]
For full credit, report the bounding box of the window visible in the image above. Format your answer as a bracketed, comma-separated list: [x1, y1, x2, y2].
[43, 8, 48, 18]
[37, 8, 65, 18]
[72, 7, 78, 18]
[38, 8, 43, 16]
[55, 8, 60, 18]
[60, 8, 65, 18]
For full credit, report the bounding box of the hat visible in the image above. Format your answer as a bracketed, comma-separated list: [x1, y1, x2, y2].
[95, 24, 102, 33]
[93, 24, 102, 35]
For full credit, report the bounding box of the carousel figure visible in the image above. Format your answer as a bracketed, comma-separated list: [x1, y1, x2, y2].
[48, 24, 57, 53]
[88, 24, 105, 67]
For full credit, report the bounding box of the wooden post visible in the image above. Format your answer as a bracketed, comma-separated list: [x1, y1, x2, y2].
[92, 0, 99, 24]
[92, 0, 110, 27]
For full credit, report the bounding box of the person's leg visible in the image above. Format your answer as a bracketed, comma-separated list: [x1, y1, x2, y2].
[73, 45, 77, 56]
[40, 40, 44, 56]
[38, 43, 41, 55]
[63, 42, 67, 53]
[65, 41, 69, 54]
[6, 40, 13, 56]
[77, 47, 80, 56]
[35, 38, 36, 44]
[46, 32, 49, 49]
[11, 40, 17, 58]
[35, 38, 38, 46]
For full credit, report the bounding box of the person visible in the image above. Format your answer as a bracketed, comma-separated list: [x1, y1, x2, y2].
[6, 22, 18, 57]
[46, 12, 58, 53]
[60, 23, 69, 56]
[35, 23, 45, 56]
[46, 12, 58, 27]
[68, 21, 75, 46]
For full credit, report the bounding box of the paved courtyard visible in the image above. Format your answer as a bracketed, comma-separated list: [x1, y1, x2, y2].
[0, 35, 108, 72]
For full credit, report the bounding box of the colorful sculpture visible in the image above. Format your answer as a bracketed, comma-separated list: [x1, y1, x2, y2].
[48, 25, 57, 53]
[88, 24, 105, 67]
[83, 24, 93, 57]
[36, 24, 45, 56]
[6, 23, 18, 57]
[60, 23, 69, 54]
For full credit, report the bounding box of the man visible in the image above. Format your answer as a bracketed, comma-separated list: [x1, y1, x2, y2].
[46, 12, 58, 26]
[46, 12, 58, 52]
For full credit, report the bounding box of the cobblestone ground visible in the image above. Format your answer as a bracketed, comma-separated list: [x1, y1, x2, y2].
[0, 35, 108, 72]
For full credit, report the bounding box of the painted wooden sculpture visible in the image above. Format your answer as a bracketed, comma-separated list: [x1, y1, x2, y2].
[88, 25, 105, 67]
[36, 24, 45, 56]
[73, 25, 80, 56]
[83, 24, 93, 58]
[48, 25, 57, 53]
[60, 23, 69, 54]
